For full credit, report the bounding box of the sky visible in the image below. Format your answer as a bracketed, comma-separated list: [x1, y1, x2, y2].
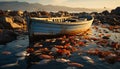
[0, 0, 120, 9]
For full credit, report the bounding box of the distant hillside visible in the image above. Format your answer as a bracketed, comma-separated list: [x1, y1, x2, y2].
[0, 1, 106, 12]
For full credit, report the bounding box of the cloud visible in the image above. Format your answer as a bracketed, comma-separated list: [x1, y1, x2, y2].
[50, 0, 68, 4]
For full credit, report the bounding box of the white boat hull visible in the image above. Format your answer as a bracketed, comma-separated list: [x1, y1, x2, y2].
[29, 17, 94, 35]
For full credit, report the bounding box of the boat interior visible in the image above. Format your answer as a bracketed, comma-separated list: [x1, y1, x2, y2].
[31, 15, 93, 23]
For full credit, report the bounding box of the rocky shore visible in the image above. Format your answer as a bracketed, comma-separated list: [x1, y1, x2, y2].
[0, 7, 120, 45]
[0, 7, 120, 69]
[25, 24, 120, 69]
[0, 10, 26, 44]
[24, 7, 120, 68]
[92, 7, 120, 25]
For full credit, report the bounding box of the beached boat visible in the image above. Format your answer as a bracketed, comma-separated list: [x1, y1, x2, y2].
[27, 16, 94, 36]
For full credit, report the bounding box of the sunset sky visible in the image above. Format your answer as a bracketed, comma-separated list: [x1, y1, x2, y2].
[0, 0, 120, 9]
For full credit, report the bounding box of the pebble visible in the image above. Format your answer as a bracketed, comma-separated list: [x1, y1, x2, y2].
[56, 58, 70, 63]
[39, 54, 54, 59]
[67, 62, 84, 67]
[82, 56, 95, 64]
[15, 51, 29, 57]
[1, 51, 11, 55]
[31, 59, 51, 64]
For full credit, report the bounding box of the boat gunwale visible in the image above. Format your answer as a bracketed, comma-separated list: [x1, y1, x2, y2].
[30, 18, 94, 25]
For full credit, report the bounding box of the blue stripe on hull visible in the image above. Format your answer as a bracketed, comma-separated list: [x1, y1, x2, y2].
[30, 19, 93, 34]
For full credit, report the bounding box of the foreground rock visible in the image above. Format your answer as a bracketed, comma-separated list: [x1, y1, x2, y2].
[0, 29, 17, 44]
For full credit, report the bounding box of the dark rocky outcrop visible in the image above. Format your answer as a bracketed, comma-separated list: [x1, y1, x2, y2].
[13, 16, 25, 23]
[0, 16, 13, 29]
[92, 7, 120, 25]
[101, 10, 110, 15]
[111, 7, 120, 15]
[0, 29, 17, 44]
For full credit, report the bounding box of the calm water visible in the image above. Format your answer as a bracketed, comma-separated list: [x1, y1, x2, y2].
[0, 35, 29, 69]
[0, 26, 120, 69]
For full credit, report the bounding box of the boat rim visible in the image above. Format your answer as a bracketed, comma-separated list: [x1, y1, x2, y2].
[30, 17, 94, 25]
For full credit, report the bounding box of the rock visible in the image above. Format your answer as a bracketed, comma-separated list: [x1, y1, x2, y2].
[102, 10, 110, 15]
[82, 56, 95, 64]
[111, 42, 120, 49]
[111, 7, 120, 15]
[102, 36, 110, 39]
[105, 56, 117, 64]
[33, 42, 43, 47]
[51, 47, 58, 53]
[57, 49, 71, 57]
[31, 59, 51, 65]
[98, 51, 112, 58]
[15, 51, 29, 57]
[1, 51, 11, 55]
[77, 41, 85, 46]
[26, 48, 34, 53]
[13, 16, 25, 23]
[67, 62, 84, 67]
[56, 58, 70, 63]
[0, 16, 13, 29]
[86, 49, 99, 55]
[0, 29, 17, 44]
[39, 54, 54, 59]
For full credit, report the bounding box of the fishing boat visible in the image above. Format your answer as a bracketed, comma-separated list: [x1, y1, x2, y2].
[27, 15, 94, 36]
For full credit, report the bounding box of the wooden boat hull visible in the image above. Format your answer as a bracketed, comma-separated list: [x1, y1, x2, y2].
[28, 17, 94, 35]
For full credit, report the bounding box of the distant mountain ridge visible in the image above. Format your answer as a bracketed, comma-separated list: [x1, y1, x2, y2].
[0, 1, 107, 12]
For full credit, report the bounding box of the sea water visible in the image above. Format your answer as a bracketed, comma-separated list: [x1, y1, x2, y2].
[0, 26, 120, 69]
